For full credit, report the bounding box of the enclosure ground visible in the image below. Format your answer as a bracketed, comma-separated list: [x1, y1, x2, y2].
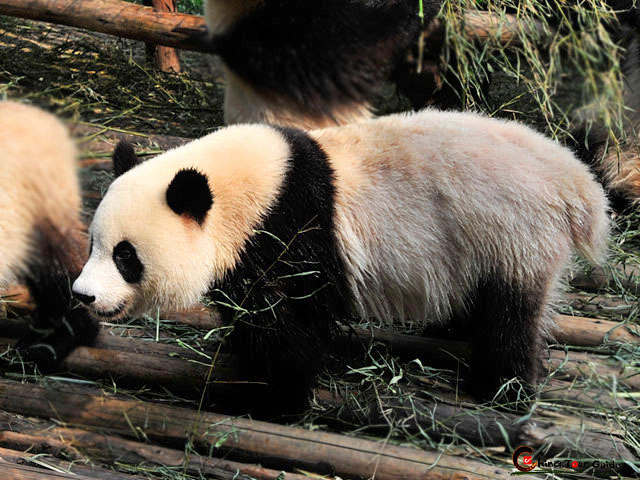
[0, 16, 639, 480]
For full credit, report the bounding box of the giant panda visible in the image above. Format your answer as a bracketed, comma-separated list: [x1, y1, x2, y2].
[72, 110, 609, 413]
[201, 0, 442, 129]
[0, 101, 98, 364]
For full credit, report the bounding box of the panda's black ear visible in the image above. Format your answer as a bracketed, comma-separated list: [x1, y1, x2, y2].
[166, 168, 213, 225]
[113, 140, 140, 177]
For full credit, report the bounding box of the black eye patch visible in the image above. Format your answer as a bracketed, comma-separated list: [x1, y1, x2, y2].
[113, 240, 143, 284]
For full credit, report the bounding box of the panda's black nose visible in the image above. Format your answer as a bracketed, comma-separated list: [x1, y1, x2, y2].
[74, 292, 95, 305]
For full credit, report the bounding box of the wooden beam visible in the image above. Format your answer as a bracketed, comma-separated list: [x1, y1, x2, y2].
[0, 0, 209, 52]
[0, 420, 310, 480]
[0, 461, 99, 480]
[143, 0, 181, 72]
[0, 446, 142, 480]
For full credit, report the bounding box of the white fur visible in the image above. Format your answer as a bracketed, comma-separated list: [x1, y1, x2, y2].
[313, 110, 609, 325]
[0, 101, 83, 287]
[76, 110, 609, 328]
[73, 125, 290, 319]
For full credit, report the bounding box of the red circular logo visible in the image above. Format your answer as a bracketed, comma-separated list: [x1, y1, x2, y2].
[572, 461, 578, 469]
[512, 446, 538, 472]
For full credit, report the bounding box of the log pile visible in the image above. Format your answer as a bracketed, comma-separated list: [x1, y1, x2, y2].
[0, 2, 636, 472]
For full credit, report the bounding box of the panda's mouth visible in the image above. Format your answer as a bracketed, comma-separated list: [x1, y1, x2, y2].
[92, 303, 128, 320]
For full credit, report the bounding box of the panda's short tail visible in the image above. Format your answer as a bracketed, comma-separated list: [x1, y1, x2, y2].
[567, 187, 611, 266]
[573, 8, 640, 210]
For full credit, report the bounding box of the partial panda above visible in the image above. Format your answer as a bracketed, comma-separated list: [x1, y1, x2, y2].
[201, 0, 442, 128]
[73, 110, 609, 412]
[0, 102, 98, 363]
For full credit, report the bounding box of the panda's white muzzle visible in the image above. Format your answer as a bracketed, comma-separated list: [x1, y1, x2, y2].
[72, 254, 134, 320]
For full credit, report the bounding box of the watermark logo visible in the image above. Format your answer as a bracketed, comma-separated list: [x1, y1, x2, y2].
[511, 446, 624, 475]
[512, 446, 538, 472]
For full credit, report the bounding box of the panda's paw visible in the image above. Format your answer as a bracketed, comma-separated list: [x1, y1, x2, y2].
[15, 308, 99, 370]
[16, 341, 59, 366]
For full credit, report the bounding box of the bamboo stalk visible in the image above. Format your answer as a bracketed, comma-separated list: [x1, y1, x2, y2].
[341, 396, 635, 466]
[0, 378, 517, 480]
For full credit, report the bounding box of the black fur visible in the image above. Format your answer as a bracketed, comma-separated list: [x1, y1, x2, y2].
[113, 240, 144, 284]
[206, 0, 441, 120]
[16, 228, 99, 367]
[113, 140, 140, 177]
[208, 127, 349, 415]
[166, 168, 214, 225]
[465, 274, 546, 403]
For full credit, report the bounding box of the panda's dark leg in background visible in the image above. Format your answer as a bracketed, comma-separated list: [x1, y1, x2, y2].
[15, 224, 99, 368]
[466, 273, 546, 404]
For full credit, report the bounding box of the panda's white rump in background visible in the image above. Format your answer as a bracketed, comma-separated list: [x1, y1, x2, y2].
[0, 101, 98, 364]
[73, 110, 609, 411]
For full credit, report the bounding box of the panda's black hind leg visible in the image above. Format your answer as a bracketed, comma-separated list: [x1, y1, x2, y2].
[466, 274, 546, 406]
[14, 228, 98, 369]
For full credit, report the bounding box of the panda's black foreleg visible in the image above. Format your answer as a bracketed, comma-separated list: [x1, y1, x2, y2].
[466, 274, 546, 405]
[222, 304, 335, 418]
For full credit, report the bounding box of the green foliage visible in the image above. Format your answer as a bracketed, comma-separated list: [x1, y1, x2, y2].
[178, 0, 204, 15]
[439, 0, 627, 147]
[130, 0, 203, 14]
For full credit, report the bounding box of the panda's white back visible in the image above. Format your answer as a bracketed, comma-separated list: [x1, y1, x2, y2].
[312, 110, 609, 325]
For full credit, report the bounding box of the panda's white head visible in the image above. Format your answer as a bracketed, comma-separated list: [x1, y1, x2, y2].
[72, 141, 217, 320]
[72, 127, 291, 321]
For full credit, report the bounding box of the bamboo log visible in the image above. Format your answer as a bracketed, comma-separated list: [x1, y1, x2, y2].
[0, 378, 517, 480]
[0, 419, 310, 480]
[347, 397, 635, 466]
[565, 292, 633, 315]
[0, 461, 99, 480]
[548, 349, 640, 390]
[552, 315, 639, 346]
[570, 264, 640, 294]
[0, 329, 635, 467]
[0, 446, 141, 480]
[424, 11, 545, 47]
